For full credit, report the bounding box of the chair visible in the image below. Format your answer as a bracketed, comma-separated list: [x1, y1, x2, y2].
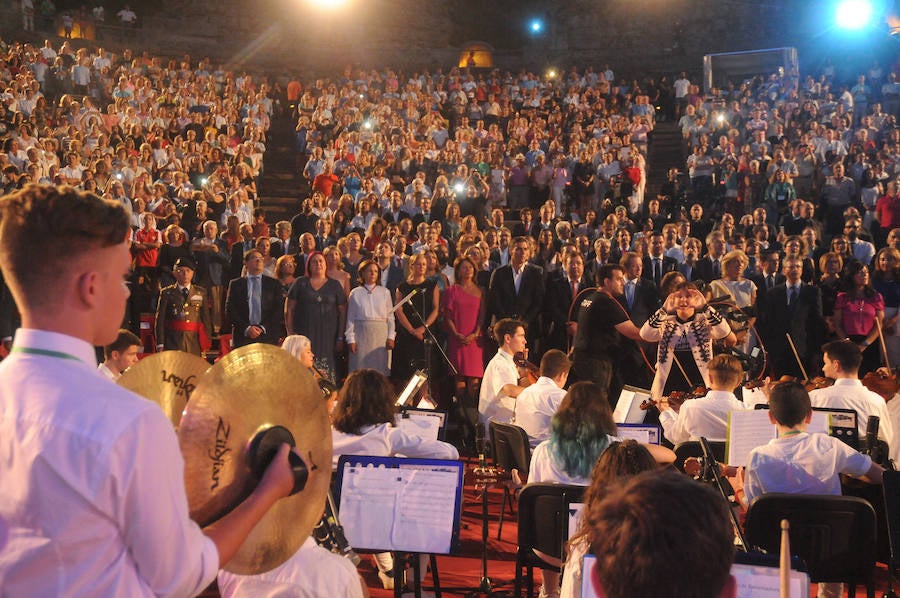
[514, 483, 585, 598]
[489, 421, 531, 540]
[882, 470, 900, 576]
[744, 493, 877, 597]
[672, 440, 725, 473]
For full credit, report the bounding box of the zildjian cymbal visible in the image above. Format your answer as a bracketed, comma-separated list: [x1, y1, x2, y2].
[117, 351, 210, 429]
[178, 344, 332, 574]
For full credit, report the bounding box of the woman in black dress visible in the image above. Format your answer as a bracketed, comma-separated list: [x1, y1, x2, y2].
[391, 252, 440, 384]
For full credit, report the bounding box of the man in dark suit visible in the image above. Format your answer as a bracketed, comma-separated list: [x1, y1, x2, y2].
[643, 233, 678, 287]
[382, 190, 410, 224]
[488, 227, 513, 270]
[313, 217, 335, 251]
[374, 239, 405, 296]
[488, 236, 545, 352]
[224, 249, 285, 347]
[678, 237, 704, 282]
[694, 231, 727, 283]
[618, 252, 659, 328]
[748, 249, 785, 296]
[270, 220, 298, 259]
[228, 223, 256, 283]
[541, 252, 586, 355]
[585, 237, 612, 286]
[759, 256, 825, 378]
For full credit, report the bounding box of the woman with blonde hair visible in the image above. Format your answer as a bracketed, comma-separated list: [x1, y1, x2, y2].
[323, 245, 351, 297]
[707, 249, 757, 352]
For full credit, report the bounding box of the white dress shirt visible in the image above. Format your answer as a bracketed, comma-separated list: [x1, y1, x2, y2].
[809, 378, 894, 456]
[744, 432, 872, 504]
[513, 376, 566, 447]
[331, 422, 458, 469]
[217, 537, 363, 598]
[528, 434, 619, 486]
[478, 349, 519, 426]
[0, 329, 218, 597]
[659, 389, 748, 445]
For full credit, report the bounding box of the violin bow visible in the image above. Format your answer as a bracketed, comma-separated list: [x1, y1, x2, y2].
[785, 333, 809, 382]
[876, 318, 892, 371]
[672, 353, 693, 385]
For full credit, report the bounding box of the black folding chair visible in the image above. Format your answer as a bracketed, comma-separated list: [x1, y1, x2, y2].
[744, 493, 877, 597]
[514, 483, 585, 598]
[489, 420, 532, 540]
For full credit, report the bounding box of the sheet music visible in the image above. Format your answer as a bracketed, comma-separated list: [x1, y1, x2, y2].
[613, 386, 650, 424]
[616, 426, 650, 443]
[339, 461, 460, 553]
[581, 555, 810, 598]
[396, 411, 444, 442]
[726, 410, 776, 466]
[808, 411, 829, 435]
[731, 563, 809, 598]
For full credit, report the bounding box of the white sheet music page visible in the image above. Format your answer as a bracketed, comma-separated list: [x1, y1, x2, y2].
[726, 410, 776, 466]
[391, 467, 458, 552]
[339, 462, 459, 553]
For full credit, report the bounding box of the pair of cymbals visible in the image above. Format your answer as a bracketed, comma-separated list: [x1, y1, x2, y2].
[118, 346, 332, 575]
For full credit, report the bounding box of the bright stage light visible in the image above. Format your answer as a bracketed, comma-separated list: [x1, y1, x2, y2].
[530, 19, 543, 33]
[836, 0, 874, 30]
[307, 0, 348, 8]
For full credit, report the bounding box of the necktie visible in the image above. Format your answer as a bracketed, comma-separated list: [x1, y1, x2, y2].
[514, 269, 522, 294]
[653, 258, 661, 283]
[767, 275, 774, 289]
[249, 276, 261, 325]
[181, 287, 188, 303]
[626, 280, 635, 310]
[712, 260, 720, 278]
[571, 280, 577, 301]
[788, 285, 797, 306]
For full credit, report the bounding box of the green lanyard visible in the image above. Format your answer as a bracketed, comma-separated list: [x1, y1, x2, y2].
[11, 346, 83, 362]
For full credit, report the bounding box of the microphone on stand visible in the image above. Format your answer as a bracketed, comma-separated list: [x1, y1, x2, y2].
[864, 415, 884, 466]
[392, 287, 420, 312]
[475, 422, 487, 467]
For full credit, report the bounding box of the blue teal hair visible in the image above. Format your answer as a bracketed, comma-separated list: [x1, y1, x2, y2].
[547, 381, 618, 479]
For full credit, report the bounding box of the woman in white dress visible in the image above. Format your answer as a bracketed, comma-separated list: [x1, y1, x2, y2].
[345, 259, 395, 375]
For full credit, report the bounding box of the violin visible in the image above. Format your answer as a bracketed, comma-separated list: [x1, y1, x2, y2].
[312, 365, 339, 401]
[862, 368, 900, 401]
[514, 351, 540, 387]
[640, 385, 708, 413]
[742, 375, 834, 394]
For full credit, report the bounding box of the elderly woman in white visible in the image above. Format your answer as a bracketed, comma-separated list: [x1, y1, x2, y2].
[640, 282, 735, 398]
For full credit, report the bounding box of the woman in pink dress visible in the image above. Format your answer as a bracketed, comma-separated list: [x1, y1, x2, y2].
[443, 256, 486, 434]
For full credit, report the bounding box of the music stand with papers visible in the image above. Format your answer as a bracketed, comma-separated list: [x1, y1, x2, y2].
[335, 455, 464, 598]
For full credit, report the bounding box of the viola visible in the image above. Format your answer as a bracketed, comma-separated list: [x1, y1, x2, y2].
[862, 369, 900, 401]
[513, 351, 540, 387]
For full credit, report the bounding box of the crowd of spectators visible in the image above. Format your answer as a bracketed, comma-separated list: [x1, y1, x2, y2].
[3, 33, 900, 394]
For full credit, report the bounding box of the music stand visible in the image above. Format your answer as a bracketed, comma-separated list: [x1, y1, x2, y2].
[700, 436, 747, 551]
[335, 455, 464, 598]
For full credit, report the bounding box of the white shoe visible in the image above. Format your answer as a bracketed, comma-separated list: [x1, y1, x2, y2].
[378, 570, 395, 590]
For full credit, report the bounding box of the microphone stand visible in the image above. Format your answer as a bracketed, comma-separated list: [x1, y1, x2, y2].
[404, 287, 458, 404]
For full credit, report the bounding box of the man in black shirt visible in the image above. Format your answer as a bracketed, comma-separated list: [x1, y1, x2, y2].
[571, 263, 642, 404]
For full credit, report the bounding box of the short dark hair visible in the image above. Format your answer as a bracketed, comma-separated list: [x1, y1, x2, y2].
[768, 380, 812, 428]
[104, 328, 141, 359]
[0, 184, 130, 308]
[597, 263, 623, 285]
[540, 349, 572, 379]
[589, 471, 735, 598]
[493, 318, 524, 345]
[822, 339, 863, 373]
